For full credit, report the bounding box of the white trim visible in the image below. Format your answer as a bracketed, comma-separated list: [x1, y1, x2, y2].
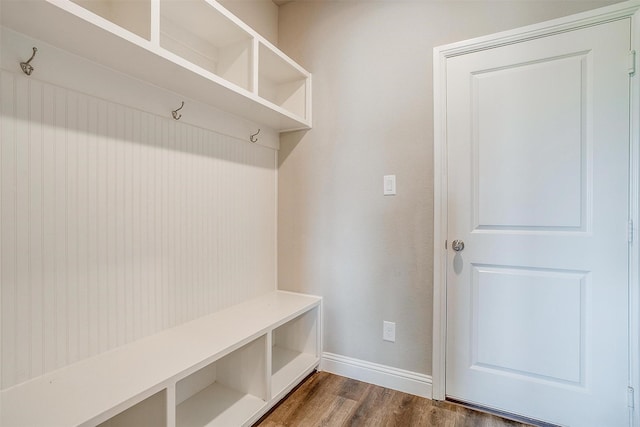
[320, 352, 432, 399]
[630, 8, 640, 426]
[436, 1, 640, 57]
[432, 37, 448, 402]
[432, 3, 640, 425]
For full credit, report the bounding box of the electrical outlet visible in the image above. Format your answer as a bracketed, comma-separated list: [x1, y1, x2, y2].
[383, 321, 396, 342]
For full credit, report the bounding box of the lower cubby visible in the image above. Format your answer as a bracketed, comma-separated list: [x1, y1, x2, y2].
[271, 307, 319, 399]
[175, 335, 268, 427]
[98, 389, 166, 427]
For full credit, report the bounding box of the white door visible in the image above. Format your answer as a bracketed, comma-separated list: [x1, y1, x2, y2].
[445, 18, 631, 426]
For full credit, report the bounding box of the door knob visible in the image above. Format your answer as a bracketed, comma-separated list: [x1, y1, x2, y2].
[452, 240, 465, 252]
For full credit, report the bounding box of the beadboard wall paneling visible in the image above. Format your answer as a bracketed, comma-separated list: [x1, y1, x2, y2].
[0, 70, 277, 389]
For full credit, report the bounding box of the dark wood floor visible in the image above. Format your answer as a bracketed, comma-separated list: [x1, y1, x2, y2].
[255, 371, 533, 427]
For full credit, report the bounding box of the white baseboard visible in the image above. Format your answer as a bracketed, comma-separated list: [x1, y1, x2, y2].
[320, 352, 432, 399]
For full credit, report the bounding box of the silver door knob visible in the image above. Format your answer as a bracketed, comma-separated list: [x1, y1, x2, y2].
[452, 240, 465, 252]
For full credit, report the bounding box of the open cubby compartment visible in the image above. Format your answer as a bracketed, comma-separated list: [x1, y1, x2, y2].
[159, 0, 253, 91]
[97, 389, 167, 427]
[69, 0, 151, 40]
[271, 307, 320, 398]
[258, 42, 308, 119]
[175, 335, 268, 427]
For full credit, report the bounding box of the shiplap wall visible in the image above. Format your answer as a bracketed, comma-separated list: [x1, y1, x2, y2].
[0, 70, 277, 389]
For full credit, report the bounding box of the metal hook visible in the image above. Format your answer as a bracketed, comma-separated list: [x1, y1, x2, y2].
[172, 101, 184, 120]
[20, 47, 38, 76]
[250, 129, 261, 143]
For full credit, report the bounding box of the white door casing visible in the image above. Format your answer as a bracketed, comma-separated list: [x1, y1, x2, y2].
[433, 2, 640, 426]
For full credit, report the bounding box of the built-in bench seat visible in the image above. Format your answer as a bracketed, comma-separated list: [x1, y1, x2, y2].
[1, 290, 322, 427]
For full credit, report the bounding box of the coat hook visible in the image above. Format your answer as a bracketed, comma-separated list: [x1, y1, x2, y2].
[20, 47, 38, 76]
[250, 129, 261, 143]
[172, 101, 184, 120]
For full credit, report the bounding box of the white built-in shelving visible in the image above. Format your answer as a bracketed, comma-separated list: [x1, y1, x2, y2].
[0, 0, 312, 131]
[0, 291, 321, 427]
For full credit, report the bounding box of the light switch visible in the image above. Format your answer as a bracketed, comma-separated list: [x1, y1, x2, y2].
[384, 175, 396, 196]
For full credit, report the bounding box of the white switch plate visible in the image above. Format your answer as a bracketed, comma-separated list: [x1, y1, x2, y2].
[384, 175, 396, 195]
[383, 321, 396, 342]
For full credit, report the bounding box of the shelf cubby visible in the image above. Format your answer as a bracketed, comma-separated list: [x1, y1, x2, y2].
[176, 335, 268, 427]
[70, 0, 151, 40]
[271, 306, 319, 399]
[258, 42, 308, 119]
[159, 0, 253, 91]
[97, 389, 166, 427]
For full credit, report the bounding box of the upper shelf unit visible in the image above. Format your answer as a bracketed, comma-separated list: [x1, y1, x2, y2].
[0, 0, 312, 132]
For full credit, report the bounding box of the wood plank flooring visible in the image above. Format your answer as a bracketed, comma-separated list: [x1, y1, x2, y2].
[255, 371, 533, 427]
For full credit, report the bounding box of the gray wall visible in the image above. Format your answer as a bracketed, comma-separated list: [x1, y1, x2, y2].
[276, 0, 618, 376]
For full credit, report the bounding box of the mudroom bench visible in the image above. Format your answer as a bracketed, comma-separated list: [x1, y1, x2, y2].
[0, 291, 322, 427]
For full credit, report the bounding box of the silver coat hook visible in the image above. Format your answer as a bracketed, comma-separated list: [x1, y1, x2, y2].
[172, 101, 184, 120]
[250, 129, 260, 143]
[20, 47, 38, 76]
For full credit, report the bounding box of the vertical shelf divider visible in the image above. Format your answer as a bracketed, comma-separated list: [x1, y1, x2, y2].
[166, 383, 177, 427]
[265, 329, 274, 402]
[150, 0, 160, 46]
[252, 37, 260, 95]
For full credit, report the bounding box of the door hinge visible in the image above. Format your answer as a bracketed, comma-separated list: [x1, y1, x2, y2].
[629, 50, 636, 76]
[629, 387, 635, 409]
[629, 220, 634, 244]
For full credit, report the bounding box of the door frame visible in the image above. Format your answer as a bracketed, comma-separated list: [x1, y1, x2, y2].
[432, 1, 640, 424]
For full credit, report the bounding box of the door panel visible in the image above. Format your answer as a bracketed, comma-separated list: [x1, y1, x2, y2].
[474, 54, 586, 230]
[473, 265, 585, 384]
[446, 18, 630, 426]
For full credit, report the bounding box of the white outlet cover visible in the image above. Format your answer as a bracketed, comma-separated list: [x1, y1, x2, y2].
[383, 321, 396, 342]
